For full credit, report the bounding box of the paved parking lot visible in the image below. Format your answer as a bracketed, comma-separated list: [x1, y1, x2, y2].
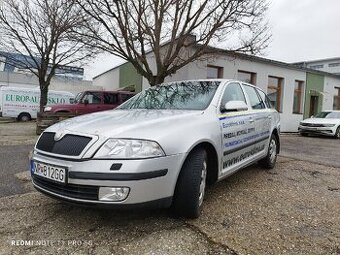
[0, 122, 339, 254]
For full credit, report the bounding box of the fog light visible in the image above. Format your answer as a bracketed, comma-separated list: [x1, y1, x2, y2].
[98, 187, 130, 202]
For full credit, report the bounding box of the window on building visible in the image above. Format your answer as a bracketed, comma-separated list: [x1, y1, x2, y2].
[334, 87, 340, 110]
[329, 62, 340, 68]
[207, 65, 223, 79]
[309, 64, 324, 69]
[243, 85, 266, 110]
[267, 76, 283, 112]
[237, 70, 257, 85]
[293, 80, 304, 114]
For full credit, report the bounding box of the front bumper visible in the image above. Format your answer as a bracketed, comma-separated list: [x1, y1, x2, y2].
[298, 125, 336, 136]
[31, 152, 186, 207]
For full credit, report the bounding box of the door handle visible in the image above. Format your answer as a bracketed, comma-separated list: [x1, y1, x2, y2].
[249, 118, 254, 123]
[268, 115, 272, 119]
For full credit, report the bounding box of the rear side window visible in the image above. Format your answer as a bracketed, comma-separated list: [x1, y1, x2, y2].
[220, 82, 246, 110]
[257, 89, 273, 109]
[120, 94, 134, 102]
[243, 85, 266, 109]
[104, 93, 118, 104]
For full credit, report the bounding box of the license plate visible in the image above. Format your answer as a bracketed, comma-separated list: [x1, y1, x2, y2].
[31, 161, 67, 184]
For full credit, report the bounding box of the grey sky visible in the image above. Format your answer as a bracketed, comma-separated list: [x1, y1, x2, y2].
[84, 0, 340, 80]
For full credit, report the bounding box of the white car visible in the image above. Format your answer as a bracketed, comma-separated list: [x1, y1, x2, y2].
[299, 111, 340, 138]
[30, 80, 280, 218]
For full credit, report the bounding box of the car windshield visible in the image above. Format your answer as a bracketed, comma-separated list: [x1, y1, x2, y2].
[314, 111, 340, 119]
[73, 92, 83, 104]
[118, 81, 220, 110]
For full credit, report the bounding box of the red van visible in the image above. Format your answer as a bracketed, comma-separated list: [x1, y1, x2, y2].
[43, 90, 135, 115]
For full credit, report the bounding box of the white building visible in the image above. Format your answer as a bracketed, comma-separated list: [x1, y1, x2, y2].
[294, 57, 340, 75]
[93, 46, 340, 132]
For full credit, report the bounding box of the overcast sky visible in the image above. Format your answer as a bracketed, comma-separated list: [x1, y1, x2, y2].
[84, 0, 340, 80]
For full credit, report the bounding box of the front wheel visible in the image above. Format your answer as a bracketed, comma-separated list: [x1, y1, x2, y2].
[259, 135, 278, 169]
[171, 148, 207, 219]
[335, 126, 340, 139]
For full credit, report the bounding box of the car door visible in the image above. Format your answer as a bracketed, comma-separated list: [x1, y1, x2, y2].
[79, 91, 103, 114]
[219, 82, 256, 177]
[241, 84, 271, 160]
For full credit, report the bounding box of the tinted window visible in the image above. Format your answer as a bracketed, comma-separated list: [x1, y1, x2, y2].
[118, 81, 220, 110]
[243, 85, 265, 109]
[220, 83, 246, 110]
[120, 94, 134, 102]
[83, 92, 101, 104]
[257, 89, 272, 108]
[104, 93, 118, 104]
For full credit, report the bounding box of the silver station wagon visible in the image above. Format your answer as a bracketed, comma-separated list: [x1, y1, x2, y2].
[30, 80, 280, 218]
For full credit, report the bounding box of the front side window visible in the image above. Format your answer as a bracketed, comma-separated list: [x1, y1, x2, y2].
[220, 82, 246, 111]
[268, 76, 283, 112]
[119, 81, 220, 110]
[82, 92, 102, 104]
[257, 89, 272, 109]
[243, 85, 265, 109]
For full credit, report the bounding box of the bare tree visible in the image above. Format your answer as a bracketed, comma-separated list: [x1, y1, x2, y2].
[76, 0, 270, 86]
[0, 0, 96, 112]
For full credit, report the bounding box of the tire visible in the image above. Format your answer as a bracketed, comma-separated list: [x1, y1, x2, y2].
[335, 126, 340, 139]
[300, 133, 308, 137]
[259, 134, 278, 169]
[18, 113, 31, 122]
[171, 148, 207, 219]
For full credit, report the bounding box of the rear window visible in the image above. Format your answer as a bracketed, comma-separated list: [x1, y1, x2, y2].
[243, 85, 265, 109]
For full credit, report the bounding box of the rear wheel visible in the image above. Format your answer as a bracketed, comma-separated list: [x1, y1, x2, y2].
[300, 133, 308, 137]
[259, 134, 278, 169]
[171, 148, 207, 219]
[335, 126, 340, 139]
[18, 113, 31, 122]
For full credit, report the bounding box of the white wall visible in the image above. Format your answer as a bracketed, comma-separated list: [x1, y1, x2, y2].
[0, 71, 101, 96]
[324, 76, 340, 110]
[93, 68, 120, 91]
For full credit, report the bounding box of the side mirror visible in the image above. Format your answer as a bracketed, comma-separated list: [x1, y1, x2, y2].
[311, 115, 314, 118]
[223, 101, 248, 113]
[84, 99, 89, 105]
[69, 98, 74, 104]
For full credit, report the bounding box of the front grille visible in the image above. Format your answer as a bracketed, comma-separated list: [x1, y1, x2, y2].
[301, 123, 323, 127]
[33, 175, 99, 201]
[36, 132, 92, 156]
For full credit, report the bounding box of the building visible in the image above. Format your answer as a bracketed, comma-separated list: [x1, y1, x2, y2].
[93, 44, 340, 133]
[0, 51, 99, 95]
[294, 57, 340, 75]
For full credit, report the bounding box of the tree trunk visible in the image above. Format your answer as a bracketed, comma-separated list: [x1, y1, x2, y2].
[149, 75, 166, 86]
[39, 83, 49, 113]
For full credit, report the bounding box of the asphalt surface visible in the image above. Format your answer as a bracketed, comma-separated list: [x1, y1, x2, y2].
[0, 144, 34, 197]
[1, 124, 340, 254]
[280, 135, 340, 168]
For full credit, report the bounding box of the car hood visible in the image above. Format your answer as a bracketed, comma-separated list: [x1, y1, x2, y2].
[301, 118, 340, 125]
[46, 109, 204, 139]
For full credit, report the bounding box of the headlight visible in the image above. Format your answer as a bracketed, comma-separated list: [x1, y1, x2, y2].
[94, 139, 165, 159]
[321, 124, 335, 127]
[44, 106, 52, 112]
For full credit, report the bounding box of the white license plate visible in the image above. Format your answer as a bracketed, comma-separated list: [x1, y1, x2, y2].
[31, 161, 67, 184]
